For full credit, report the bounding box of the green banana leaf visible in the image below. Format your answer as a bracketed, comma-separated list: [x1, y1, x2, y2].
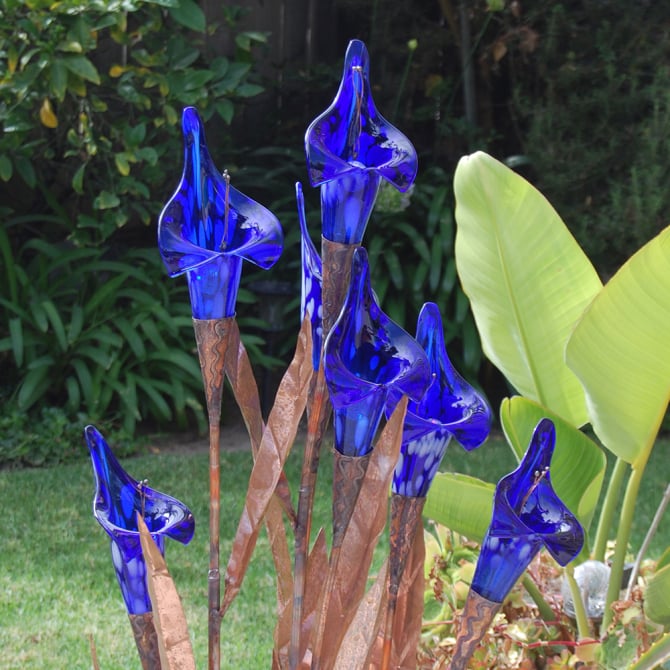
[423, 472, 495, 543]
[453, 151, 602, 427]
[644, 562, 670, 626]
[500, 396, 606, 533]
[565, 225, 670, 466]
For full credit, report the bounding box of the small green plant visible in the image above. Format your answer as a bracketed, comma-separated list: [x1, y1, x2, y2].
[0, 228, 205, 434]
[0, 405, 133, 468]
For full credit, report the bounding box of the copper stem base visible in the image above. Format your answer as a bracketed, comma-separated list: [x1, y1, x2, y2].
[380, 495, 426, 670]
[129, 612, 162, 670]
[449, 590, 501, 670]
[193, 317, 233, 670]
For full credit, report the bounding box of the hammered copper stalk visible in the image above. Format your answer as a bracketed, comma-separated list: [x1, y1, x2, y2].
[448, 590, 501, 670]
[129, 613, 162, 670]
[379, 494, 426, 670]
[288, 238, 357, 670]
[193, 316, 232, 670]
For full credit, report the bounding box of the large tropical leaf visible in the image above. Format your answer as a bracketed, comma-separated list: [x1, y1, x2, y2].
[500, 396, 606, 534]
[644, 562, 670, 626]
[566, 225, 670, 466]
[423, 472, 494, 543]
[453, 152, 602, 426]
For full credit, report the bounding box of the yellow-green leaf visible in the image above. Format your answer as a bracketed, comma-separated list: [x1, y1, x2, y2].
[566, 225, 670, 466]
[423, 472, 494, 542]
[114, 153, 130, 176]
[644, 562, 670, 625]
[39, 98, 58, 128]
[454, 152, 602, 426]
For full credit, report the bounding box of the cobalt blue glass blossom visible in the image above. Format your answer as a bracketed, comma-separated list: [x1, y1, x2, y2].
[85, 425, 195, 615]
[305, 39, 418, 244]
[471, 418, 584, 603]
[324, 247, 431, 457]
[158, 106, 283, 319]
[296, 182, 323, 371]
[389, 302, 492, 497]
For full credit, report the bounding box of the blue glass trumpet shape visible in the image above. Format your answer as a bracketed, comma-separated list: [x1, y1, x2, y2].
[85, 425, 195, 615]
[305, 39, 418, 244]
[158, 106, 283, 319]
[324, 247, 431, 457]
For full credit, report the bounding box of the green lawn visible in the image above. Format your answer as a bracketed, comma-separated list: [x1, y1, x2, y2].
[1, 430, 668, 669]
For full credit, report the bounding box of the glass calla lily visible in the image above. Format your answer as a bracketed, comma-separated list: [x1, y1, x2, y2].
[388, 302, 492, 497]
[85, 425, 195, 615]
[471, 418, 584, 603]
[296, 181, 323, 370]
[305, 39, 418, 244]
[158, 106, 283, 319]
[324, 247, 431, 457]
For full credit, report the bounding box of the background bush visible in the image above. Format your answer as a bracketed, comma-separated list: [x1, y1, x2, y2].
[2, 0, 667, 461]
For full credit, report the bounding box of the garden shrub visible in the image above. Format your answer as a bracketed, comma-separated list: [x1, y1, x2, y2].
[0, 0, 270, 438]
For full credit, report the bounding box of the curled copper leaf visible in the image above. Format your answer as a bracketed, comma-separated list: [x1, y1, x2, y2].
[223, 317, 297, 615]
[137, 514, 196, 670]
[334, 558, 388, 670]
[221, 317, 312, 617]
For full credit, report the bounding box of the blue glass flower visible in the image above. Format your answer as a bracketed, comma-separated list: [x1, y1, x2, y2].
[305, 39, 418, 244]
[324, 247, 431, 457]
[158, 106, 283, 319]
[296, 181, 323, 371]
[389, 302, 492, 497]
[471, 419, 584, 603]
[85, 425, 195, 615]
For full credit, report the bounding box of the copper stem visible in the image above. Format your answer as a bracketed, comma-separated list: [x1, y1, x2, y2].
[288, 238, 357, 670]
[449, 590, 501, 670]
[129, 612, 162, 670]
[193, 317, 231, 670]
[379, 495, 425, 670]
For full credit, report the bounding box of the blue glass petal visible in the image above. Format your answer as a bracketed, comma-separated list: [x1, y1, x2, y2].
[324, 247, 430, 456]
[305, 40, 418, 191]
[85, 425, 195, 614]
[389, 303, 492, 497]
[296, 182, 323, 370]
[158, 106, 283, 317]
[305, 39, 418, 244]
[470, 419, 584, 603]
[319, 167, 382, 244]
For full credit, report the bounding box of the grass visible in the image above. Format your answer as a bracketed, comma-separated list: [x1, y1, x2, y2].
[1, 429, 669, 669]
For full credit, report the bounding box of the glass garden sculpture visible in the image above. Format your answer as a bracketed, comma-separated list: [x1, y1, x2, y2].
[85, 425, 194, 668]
[296, 181, 323, 372]
[305, 39, 418, 245]
[305, 246, 430, 670]
[380, 301, 492, 668]
[390, 301, 492, 498]
[450, 418, 585, 670]
[158, 106, 283, 320]
[158, 105, 284, 669]
[324, 247, 431, 461]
